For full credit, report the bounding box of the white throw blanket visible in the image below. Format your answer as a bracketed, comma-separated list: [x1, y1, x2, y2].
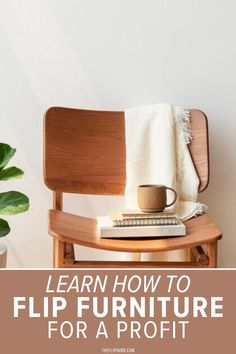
[125, 103, 207, 221]
[93, 103, 207, 263]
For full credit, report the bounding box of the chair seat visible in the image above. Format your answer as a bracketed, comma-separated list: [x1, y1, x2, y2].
[49, 210, 222, 253]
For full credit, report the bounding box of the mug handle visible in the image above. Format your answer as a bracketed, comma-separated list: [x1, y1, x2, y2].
[165, 187, 177, 207]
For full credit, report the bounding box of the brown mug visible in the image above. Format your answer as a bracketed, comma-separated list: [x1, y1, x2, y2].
[137, 184, 177, 212]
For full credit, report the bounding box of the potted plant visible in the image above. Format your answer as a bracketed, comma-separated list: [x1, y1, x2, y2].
[0, 143, 29, 267]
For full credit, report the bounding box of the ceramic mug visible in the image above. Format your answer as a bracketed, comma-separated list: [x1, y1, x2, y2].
[137, 184, 177, 212]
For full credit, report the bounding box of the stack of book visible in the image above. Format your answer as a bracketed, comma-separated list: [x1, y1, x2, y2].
[97, 209, 186, 238]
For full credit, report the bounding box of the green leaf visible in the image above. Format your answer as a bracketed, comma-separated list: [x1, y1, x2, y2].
[0, 166, 24, 181]
[0, 143, 16, 170]
[0, 218, 10, 237]
[0, 191, 29, 215]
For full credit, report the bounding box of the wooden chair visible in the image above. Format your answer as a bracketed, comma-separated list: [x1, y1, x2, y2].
[44, 107, 222, 268]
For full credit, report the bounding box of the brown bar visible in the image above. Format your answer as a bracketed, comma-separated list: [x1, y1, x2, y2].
[64, 260, 208, 268]
[191, 246, 209, 266]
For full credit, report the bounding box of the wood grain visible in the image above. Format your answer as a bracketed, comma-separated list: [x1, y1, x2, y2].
[207, 242, 217, 268]
[52, 190, 65, 267]
[44, 107, 209, 194]
[48, 210, 222, 253]
[191, 245, 209, 265]
[189, 109, 209, 191]
[44, 106, 218, 268]
[63, 261, 209, 268]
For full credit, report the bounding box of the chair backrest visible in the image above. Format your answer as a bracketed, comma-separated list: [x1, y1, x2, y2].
[44, 107, 209, 195]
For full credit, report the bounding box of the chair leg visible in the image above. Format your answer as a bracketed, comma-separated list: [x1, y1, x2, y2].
[189, 248, 196, 262]
[190, 246, 209, 266]
[64, 243, 75, 266]
[135, 253, 141, 262]
[207, 242, 218, 268]
[53, 238, 66, 268]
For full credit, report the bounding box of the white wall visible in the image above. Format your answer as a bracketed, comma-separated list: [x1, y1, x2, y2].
[0, 0, 235, 267]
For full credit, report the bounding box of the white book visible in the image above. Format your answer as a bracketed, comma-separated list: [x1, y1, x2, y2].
[97, 216, 186, 238]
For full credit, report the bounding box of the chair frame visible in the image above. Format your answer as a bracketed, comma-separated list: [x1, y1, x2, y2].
[44, 107, 222, 268]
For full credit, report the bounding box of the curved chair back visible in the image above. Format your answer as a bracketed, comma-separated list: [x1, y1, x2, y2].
[44, 107, 209, 195]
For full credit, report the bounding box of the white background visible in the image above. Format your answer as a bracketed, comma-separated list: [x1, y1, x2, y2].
[0, 0, 235, 267]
